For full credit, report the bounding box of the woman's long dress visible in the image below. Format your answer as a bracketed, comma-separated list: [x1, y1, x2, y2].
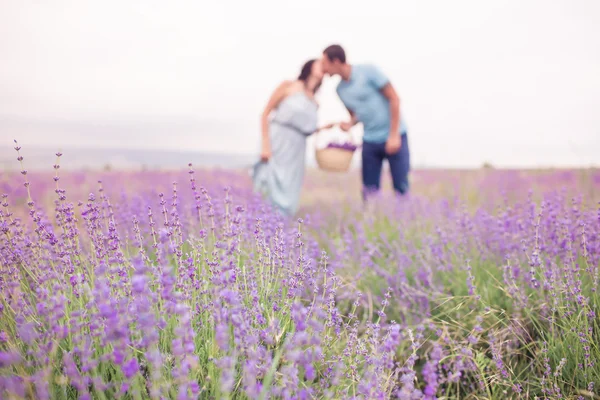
[252, 91, 318, 216]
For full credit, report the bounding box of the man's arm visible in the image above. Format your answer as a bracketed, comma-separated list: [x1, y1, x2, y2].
[365, 64, 402, 153]
[380, 82, 400, 139]
[365, 64, 401, 136]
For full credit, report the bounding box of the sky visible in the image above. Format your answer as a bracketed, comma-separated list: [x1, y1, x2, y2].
[1, 0, 599, 168]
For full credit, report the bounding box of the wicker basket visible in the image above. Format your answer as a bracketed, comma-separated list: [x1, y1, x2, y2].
[315, 147, 355, 172]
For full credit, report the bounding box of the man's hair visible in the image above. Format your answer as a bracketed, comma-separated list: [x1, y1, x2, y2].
[323, 44, 346, 64]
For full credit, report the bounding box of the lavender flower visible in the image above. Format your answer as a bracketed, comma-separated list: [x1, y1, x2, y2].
[1, 146, 598, 399]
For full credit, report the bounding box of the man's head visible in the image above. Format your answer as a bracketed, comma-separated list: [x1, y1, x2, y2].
[321, 44, 346, 76]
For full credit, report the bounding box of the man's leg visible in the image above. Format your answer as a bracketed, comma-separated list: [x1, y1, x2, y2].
[361, 141, 385, 201]
[387, 133, 410, 195]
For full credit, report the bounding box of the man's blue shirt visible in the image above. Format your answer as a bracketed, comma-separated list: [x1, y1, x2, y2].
[336, 64, 407, 143]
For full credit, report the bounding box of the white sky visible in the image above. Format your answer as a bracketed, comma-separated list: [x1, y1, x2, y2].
[1, 0, 599, 168]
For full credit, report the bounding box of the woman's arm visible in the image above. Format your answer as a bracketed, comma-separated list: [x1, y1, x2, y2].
[260, 81, 290, 161]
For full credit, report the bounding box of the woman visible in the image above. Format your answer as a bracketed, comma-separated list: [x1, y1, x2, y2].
[252, 59, 334, 217]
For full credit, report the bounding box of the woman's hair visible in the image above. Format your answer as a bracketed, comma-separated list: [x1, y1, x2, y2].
[298, 59, 321, 93]
[298, 59, 316, 81]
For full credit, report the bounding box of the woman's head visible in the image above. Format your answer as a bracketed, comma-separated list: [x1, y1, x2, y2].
[298, 59, 323, 92]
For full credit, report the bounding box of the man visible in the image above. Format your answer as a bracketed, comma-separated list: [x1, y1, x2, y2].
[321, 44, 410, 199]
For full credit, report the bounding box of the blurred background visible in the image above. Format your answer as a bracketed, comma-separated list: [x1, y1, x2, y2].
[1, 0, 599, 171]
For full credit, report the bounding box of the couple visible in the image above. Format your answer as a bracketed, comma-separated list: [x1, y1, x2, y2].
[252, 44, 410, 217]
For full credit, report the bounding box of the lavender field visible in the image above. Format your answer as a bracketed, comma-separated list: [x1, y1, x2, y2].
[1, 145, 599, 399]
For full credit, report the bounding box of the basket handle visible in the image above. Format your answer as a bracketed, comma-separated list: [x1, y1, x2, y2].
[314, 122, 339, 135]
[312, 123, 363, 151]
[312, 122, 340, 150]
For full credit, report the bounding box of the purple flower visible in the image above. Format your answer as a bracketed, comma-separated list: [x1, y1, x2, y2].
[0, 351, 21, 368]
[132, 274, 147, 294]
[113, 349, 125, 365]
[122, 358, 139, 379]
[215, 323, 229, 350]
[304, 363, 316, 381]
